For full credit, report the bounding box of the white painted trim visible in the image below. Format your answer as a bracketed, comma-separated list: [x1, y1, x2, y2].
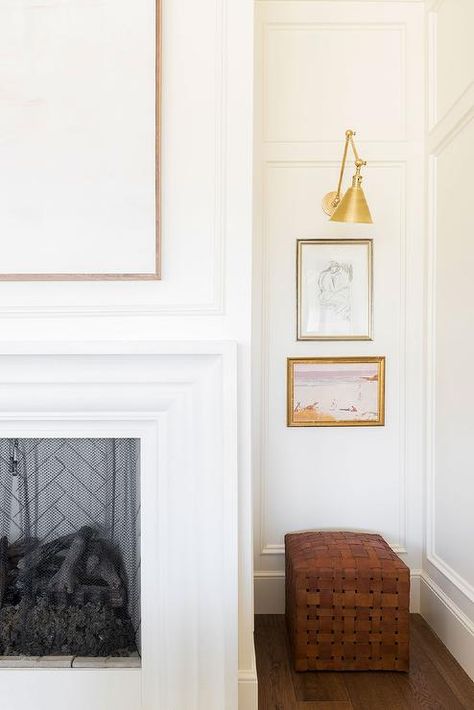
[0, 302, 225, 320]
[238, 615, 257, 710]
[427, 0, 474, 138]
[261, 544, 285, 556]
[421, 572, 474, 636]
[254, 570, 285, 615]
[255, 1, 426, 5]
[429, 82, 474, 149]
[429, 102, 474, 157]
[238, 679, 258, 710]
[422, 0, 474, 685]
[0, 0, 230, 318]
[426, 554, 474, 606]
[0, 340, 237, 357]
[254, 570, 285, 579]
[238, 662, 258, 710]
[425, 104, 474, 605]
[420, 572, 474, 682]
[0, 347, 240, 710]
[427, 0, 446, 12]
[411, 570, 422, 613]
[427, 9, 438, 138]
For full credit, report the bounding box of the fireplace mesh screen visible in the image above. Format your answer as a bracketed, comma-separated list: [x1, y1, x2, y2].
[0, 438, 141, 656]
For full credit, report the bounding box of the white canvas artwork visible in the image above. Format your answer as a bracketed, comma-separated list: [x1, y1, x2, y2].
[297, 240, 373, 340]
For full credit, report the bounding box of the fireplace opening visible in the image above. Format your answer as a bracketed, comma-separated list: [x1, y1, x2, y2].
[0, 438, 140, 664]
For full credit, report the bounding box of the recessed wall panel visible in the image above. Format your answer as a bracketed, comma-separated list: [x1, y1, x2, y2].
[261, 162, 404, 548]
[264, 25, 404, 142]
[436, 0, 474, 122]
[434, 117, 474, 590]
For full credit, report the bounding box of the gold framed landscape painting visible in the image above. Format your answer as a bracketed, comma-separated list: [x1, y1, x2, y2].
[287, 357, 385, 427]
[297, 239, 373, 341]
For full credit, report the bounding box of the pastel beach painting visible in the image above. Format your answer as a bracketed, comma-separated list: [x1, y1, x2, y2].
[288, 358, 385, 427]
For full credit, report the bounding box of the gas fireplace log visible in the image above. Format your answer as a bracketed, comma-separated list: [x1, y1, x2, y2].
[48, 528, 92, 594]
[7, 538, 38, 561]
[16, 533, 78, 593]
[86, 539, 124, 591]
[0, 536, 8, 609]
[17, 532, 79, 575]
[13, 527, 126, 604]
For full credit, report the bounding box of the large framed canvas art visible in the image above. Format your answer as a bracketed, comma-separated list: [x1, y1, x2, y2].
[287, 357, 385, 427]
[297, 239, 373, 340]
[0, 1, 161, 280]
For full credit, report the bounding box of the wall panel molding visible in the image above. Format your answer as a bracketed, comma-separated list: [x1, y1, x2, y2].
[429, 102, 474, 156]
[425, 108, 474, 604]
[255, 1, 426, 4]
[258, 160, 409, 560]
[263, 22, 407, 143]
[426, 8, 438, 130]
[254, 1, 425, 614]
[427, 0, 474, 134]
[0, 0, 229, 319]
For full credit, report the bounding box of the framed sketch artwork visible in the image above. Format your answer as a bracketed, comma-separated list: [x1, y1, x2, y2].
[297, 239, 373, 340]
[287, 356, 385, 427]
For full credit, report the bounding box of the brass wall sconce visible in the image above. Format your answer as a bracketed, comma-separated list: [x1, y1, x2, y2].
[322, 129, 373, 223]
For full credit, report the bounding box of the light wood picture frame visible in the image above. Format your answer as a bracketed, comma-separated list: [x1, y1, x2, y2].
[287, 356, 385, 427]
[0, 1, 161, 282]
[297, 239, 373, 341]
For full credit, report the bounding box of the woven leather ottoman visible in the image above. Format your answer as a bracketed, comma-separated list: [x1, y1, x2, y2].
[285, 531, 410, 671]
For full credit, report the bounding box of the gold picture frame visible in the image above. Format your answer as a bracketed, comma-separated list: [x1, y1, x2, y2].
[0, 0, 161, 282]
[287, 356, 385, 427]
[296, 239, 373, 341]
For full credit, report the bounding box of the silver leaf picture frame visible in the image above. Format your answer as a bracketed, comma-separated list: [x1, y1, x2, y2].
[296, 238, 373, 341]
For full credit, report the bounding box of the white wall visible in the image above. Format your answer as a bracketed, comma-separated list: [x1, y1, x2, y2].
[253, 0, 425, 613]
[0, 1, 256, 707]
[422, 0, 474, 682]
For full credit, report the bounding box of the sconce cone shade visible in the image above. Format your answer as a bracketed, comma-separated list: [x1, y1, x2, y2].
[330, 184, 373, 223]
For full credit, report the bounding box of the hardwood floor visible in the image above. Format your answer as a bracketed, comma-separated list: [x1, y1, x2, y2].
[255, 614, 474, 709]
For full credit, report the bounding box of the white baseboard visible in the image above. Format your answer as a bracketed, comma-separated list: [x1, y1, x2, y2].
[254, 569, 422, 615]
[254, 571, 285, 614]
[238, 642, 258, 710]
[238, 671, 258, 710]
[420, 571, 474, 682]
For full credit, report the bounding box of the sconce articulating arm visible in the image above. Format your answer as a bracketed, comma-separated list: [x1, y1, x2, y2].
[321, 129, 372, 224]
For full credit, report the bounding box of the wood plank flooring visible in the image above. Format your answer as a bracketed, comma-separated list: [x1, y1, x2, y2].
[255, 614, 474, 710]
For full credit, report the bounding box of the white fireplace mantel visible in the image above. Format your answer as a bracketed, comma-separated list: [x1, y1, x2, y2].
[0, 341, 239, 710]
